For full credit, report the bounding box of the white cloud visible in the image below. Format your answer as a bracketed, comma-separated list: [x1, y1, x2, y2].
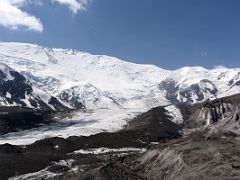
[53, 0, 91, 14]
[0, 0, 43, 32]
[0, 0, 92, 32]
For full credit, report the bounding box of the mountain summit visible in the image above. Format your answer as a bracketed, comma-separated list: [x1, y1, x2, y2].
[0, 42, 239, 111]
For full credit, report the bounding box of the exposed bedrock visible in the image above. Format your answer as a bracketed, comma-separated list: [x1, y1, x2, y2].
[181, 93, 240, 129]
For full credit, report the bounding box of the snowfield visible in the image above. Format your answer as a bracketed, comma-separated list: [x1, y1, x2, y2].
[72, 147, 146, 155]
[0, 108, 147, 145]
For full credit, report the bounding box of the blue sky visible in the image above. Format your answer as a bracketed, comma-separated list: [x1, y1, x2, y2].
[0, 0, 240, 69]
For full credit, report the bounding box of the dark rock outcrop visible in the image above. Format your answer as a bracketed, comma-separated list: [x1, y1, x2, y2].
[181, 93, 240, 128]
[0, 106, 53, 135]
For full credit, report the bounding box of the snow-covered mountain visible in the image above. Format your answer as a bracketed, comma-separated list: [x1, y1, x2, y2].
[0, 42, 240, 145]
[0, 63, 69, 111]
[57, 82, 122, 109]
[160, 66, 240, 104]
[0, 42, 239, 111]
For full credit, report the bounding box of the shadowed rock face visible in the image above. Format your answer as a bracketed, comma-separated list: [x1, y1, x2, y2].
[229, 72, 240, 87]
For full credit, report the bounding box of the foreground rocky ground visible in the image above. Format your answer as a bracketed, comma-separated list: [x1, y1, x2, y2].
[60, 127, 240, 180]
[8, 126, 240, 180]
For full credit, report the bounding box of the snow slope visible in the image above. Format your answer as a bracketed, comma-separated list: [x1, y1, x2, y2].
[0, 42, 239, 109]
[0, 42, 171, 110]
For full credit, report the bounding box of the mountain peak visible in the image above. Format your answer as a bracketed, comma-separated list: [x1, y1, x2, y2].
[0, 42, 239, 111]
